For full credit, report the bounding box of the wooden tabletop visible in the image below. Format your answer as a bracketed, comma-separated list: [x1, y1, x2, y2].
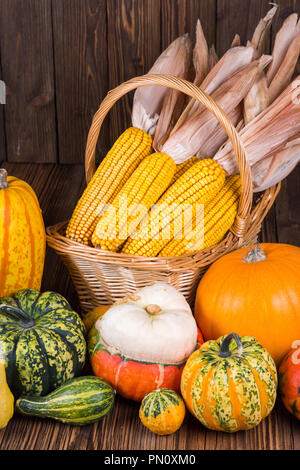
[0, 162, 299, 451]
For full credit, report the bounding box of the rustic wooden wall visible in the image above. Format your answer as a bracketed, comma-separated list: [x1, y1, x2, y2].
[0, 0, 299, 164]
[0, 0, 299, 245]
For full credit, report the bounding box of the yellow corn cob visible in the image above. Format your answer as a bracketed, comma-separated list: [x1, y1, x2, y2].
[66, 127, 152, 245]
[159, 175, 241, 257]
[91, 153, 176, 251]
[170, 156, 198, 185]
[121, 159, 226, 257]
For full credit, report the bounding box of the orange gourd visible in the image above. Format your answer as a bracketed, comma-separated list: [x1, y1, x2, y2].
[195, 243, 300, 365]
[139, 388, 186, 435]
[181, 333, 277, 432]
[0, 169, 45, 297]
[88, 283, 199, 401]
[278, 340, 300, 419]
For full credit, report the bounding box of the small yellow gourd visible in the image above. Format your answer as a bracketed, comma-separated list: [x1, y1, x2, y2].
[0, 358, 14, 429]
[139, 388, 185, 435]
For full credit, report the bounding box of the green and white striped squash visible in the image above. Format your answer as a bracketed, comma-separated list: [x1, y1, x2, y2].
[139, 388, 186, 435]
[181, 333, 278, 432]
[16, 376, 115, 426]
[0, 288, 86, 397]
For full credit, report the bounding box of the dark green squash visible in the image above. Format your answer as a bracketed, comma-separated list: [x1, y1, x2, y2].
[16, 376, 115, 426]
[0, 288, 86, 397]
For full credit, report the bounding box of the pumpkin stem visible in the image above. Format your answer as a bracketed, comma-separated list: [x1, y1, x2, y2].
[218, 333, 243, 358]
[0, 169, 8, 189]
[145, 304, 162, 315]
[243, 244, 267, 263]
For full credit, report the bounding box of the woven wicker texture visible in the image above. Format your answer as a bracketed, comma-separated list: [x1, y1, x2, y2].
[46, 74, 281, 312]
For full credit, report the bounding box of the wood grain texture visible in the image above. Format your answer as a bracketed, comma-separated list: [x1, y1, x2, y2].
[106, 0, 161, 143]
[0, 162, 299, 450]
[216, 0, 273, 56]
[0, 0, 57, 163]
[0, 54, 6, 161]
[161, 0, 216, 49]
[52, 0, 109, 165]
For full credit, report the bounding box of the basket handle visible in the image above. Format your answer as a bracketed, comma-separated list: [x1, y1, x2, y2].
[84, 74, 253, 239]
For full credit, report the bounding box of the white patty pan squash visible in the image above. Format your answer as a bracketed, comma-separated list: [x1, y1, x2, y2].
[88, 282, 198, 401]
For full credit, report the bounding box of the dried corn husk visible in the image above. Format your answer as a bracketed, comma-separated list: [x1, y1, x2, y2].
[161, 56, 271, 163]
[132, 6, 300, 192]
[208, 45, 218, 70]
[196, 107, 243, 158]
[231, 34, 241, 48]
[251, 4, 278, 54]
[152, 89, 187, 150]
[267, 13, 300, 85]
[243, 71, 269, 124]
[202, 46, 256, 95]
[170, 45, 255, 134]
[215, 76, 300, 174]
[242, 4, 277, 122]
[193, 19, 209, 86]
[268, 33, 300, 103]
[152, 36, 192, 149]
[252, 142, 300, 192]
[160, 20, 211, 138]
[131, 34, 192, 135]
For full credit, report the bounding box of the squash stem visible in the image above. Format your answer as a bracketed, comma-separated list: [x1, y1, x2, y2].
[0, 169, 8, 189]
[243, 244, 267, 263]
[218, 333, 243, 358]
[145, 304, 161, 315]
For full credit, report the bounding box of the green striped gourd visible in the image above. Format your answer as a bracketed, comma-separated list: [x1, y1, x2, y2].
[0, 288, 86, 397]
[181, 333, 277, 432]
[16, 376, 115, 426]
[139, 388, 186, 435]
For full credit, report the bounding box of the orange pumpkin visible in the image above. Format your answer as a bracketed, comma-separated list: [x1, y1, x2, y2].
[278, 340, 300, 419]
[195, 243, 300, 365]
[0, 169, 45, 297]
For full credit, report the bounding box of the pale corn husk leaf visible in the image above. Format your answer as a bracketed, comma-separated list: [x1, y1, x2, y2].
[231, 34, 241, 48]
[269, 33, 300, 103]
[153, 89, 187, 150]
[193, 19, 209, 86]
[267, 13, 300, 85]
[131, 34, 192, 135]
[202, 45, 256, 95]
[244, 70, 269, 124]
[196, 107, 243, 158]
[247, 40, 261, 60]
[152, 35, 192, 149]
[215, 76, 300, 174]
[252, 143, 300, 192]
[218, 76, 300, 153]
[171, 45, 255, 134]
[161, 57, 269, 163]
[216, 107, 300, 174]
[208, 45, 218, 70]
[251, 4, 278, 54]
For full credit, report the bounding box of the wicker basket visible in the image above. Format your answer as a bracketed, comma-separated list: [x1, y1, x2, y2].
[46, 74, 281, 312]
